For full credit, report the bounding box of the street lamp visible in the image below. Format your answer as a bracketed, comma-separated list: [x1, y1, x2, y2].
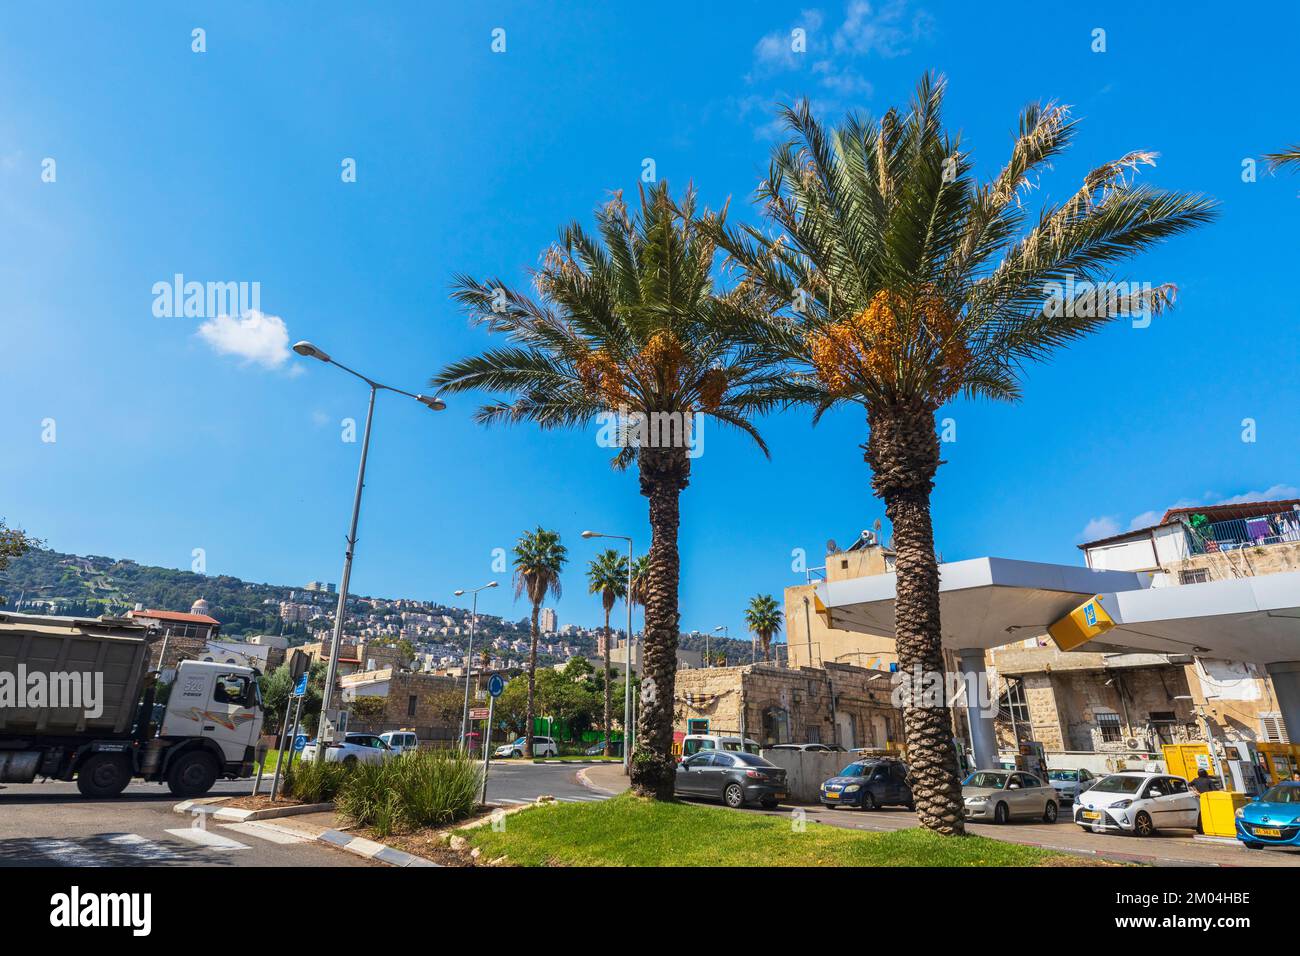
[455, 581, 498, 754]
[293, 341, 445, 762]
[713, 625, 728, 666]
[582, 529, 634, 773]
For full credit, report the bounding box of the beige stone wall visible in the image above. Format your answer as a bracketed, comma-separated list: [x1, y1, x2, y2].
[674, 662, 901, 750]
[1171, 540, 1300, 582]
[345, 670, 462, 745]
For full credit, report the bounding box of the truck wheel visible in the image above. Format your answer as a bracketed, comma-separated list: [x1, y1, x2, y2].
[76, 753, 132, 798]
[166, 751, 218, 797]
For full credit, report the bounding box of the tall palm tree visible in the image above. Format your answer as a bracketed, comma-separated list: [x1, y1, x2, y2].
[743, 594, 782, 662]
[434, 183, 782, 798]
[586, 548, 628, 756]
[713, 74, 1216, 834]
[511, 527, 567, 759]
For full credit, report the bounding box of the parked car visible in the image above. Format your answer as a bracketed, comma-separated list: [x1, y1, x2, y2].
[1236, 781, 1300, 849]
[962, 770, 1058, 824]
[584, 739, 624, 756]
[379, 730, 420, 755]
[493, 735, 559, 758]
[1048, 767, 1099, 804]
[300, 732, 394, 765]
[769, 743, 836, 753]
[680, 734, 762, 758]
[1074, 772, 1200, 836]
[675, 750, 787, 809]
[820, 759, 913, 810]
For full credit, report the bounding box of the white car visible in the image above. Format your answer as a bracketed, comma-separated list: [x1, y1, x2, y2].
[493, 735, 559, 758]
[379, 730, 420, 755]
[1074, 771, 1200, 836]
[300, 732, 395, 765]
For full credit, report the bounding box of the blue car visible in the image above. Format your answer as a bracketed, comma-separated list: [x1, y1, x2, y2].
[820, 759, 913, 810]
[1236, 781, 1300, 849]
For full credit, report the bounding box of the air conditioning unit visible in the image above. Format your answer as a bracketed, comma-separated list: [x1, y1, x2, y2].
[1124, 737, 1143, 750]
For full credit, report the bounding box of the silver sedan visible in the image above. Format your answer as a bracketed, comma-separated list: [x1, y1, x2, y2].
[962, 770, 1059, 824]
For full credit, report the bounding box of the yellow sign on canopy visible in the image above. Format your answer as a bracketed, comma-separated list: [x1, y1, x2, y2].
[1048, 594, 1115, 651]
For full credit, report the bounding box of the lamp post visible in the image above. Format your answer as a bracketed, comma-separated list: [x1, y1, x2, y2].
[455, 581, 498, 753]
[582, 530, 633, 773]
[713, 625, 728, 667]
[292, 341, 445, 762]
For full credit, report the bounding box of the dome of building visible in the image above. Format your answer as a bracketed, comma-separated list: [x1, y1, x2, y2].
[191, 597, 211, 616]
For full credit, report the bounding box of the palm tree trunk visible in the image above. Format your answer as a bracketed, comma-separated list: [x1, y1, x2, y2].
[602, 607, 613, 757]
[525, 603, 539, 759]
[865, 397, 965, 836]
[631, 445, 690, 798]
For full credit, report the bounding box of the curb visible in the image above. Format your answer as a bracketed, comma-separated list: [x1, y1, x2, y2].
[531, 758, 617, 765]
[576, 767, 628, 796]
[318, 829, 439, 867]
[172, 798, 334, 822]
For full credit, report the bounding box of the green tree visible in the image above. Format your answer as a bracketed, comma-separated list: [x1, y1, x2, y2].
[586, 548, 628, 754]
[0, 521, 41, 601]
[743, 594, 783, 662]
[511, 527, 567, 758]
[434, 184, 781, 798]
[714, 75, 1216, 833]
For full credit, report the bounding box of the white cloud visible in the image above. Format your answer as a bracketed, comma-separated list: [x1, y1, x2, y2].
[1078, 516, 1120, 542]
[1214, 485, 1300, 505]
[833, 0, 933, 58]
[1127, 510, 1163, 531]
[196, 310, 292, 370]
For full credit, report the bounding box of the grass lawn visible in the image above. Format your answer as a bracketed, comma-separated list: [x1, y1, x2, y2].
[468, 792, 1087, 867]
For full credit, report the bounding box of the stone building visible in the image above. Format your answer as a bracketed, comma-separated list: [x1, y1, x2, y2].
[674, 661, 901, 750]
[785, 540, 898, 671]
[340, 668, 462, 745]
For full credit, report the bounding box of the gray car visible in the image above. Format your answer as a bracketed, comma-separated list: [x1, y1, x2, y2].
[675, 750, 788, 809]
[962, 770, 1059, 824]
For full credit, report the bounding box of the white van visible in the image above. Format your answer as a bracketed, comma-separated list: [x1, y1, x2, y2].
[379, 730, 420, 755]
[681, 734, 762, 758]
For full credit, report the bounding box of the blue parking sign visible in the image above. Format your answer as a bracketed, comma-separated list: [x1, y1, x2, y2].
[294, 674, 309, 697]
[1083, 603, 1097, 628]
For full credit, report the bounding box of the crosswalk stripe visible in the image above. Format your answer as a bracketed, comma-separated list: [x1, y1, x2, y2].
[220, 822, 308, 845]
[164, 827, 250, 850]
[24, 837, 105, 867]
[101, 832, 189, 863]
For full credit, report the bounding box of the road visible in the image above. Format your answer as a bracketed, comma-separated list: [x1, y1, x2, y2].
[483, 759, 615, 808]
[0, 779, 371, 867]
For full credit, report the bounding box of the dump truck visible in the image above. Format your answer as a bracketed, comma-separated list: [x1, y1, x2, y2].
[0, 611, 263, 798]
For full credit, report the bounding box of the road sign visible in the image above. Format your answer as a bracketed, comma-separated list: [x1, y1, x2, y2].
[293, 733, 307, 752]
[487, 673, 506, 698]
[469, 707, 490, 720]
[1048, 594, 1115, 651]
[293, 674, 309, 697]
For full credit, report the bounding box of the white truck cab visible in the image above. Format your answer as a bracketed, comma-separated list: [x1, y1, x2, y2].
[159, 661, 263, 776]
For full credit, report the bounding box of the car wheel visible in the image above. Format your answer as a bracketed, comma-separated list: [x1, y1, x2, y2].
[76, 753, 132, 799]
[343, 755, 358, 766]
[1043, 801, 1058, 823]
[1242, 841, 1263, 850]
[724, 783, 745, 809]
[760, 798, 779, 810]
[166, 751, 219, 798]
[993, 801, 1010, 825]
[1133, 811, 1155, 837]
[512, 749, 522, 759]
[860, 791, 876, 811]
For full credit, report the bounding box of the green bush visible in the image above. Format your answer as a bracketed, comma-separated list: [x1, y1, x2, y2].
[336, 751, 483, 836]
[283, 759, 351, 803]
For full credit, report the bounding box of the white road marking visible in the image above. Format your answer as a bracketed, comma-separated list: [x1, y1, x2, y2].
[165, 827, 249, 850]
[24, 838, 105, 867]
[102, 832, 188, 862]
[220, 822, 308, 845]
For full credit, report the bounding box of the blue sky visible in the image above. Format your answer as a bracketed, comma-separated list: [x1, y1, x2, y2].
[2, 1, 1297, 639]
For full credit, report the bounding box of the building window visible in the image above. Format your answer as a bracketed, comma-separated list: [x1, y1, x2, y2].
[1260, 712, 1291, 744]
[1149, 711, 1178, 745]
[998, 678, 1030, 726]
[407, 695, 417, 717]
[1179, 569, 1210, 585]
[1096, 712, 1123, 743]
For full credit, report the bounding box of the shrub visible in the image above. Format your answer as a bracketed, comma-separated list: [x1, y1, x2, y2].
[283, 759, 351, 803]
[336, 750, 483, 835]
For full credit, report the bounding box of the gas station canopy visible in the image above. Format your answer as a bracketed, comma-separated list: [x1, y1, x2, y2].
[814, 557, 1300, 665]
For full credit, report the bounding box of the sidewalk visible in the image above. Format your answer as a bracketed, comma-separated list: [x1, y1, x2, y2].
[579, 762, 631, 795]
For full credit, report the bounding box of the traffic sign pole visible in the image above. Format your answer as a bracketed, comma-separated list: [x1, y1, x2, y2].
[480, 694, 494, 806]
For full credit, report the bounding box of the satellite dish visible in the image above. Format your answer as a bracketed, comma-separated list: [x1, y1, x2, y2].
[826, 539, 839, 554]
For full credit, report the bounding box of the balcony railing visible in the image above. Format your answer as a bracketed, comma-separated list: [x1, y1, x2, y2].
[1184, 509, 1300, 555]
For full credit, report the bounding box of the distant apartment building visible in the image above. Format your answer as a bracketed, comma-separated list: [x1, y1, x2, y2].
[540, 608, 558, 634]
[304, 581, 336, 594]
